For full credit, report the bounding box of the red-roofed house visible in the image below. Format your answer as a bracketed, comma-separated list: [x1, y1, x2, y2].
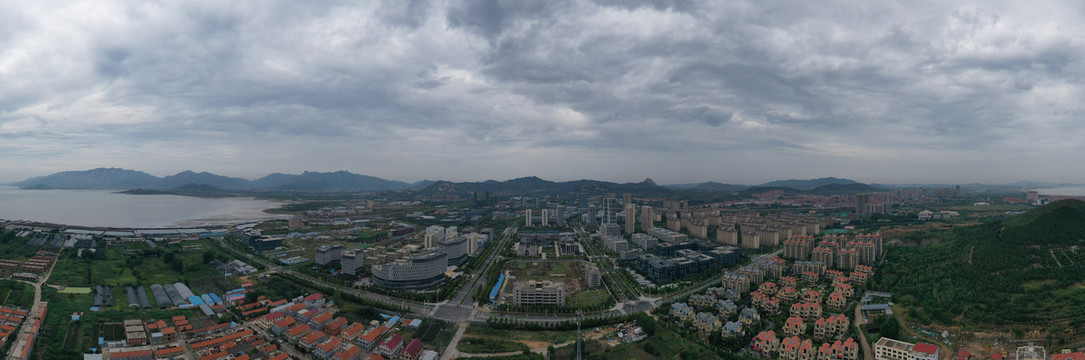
[154, 346, 184, 358]
[286, 324, 312, 341]
[369, 354, 385, 360]
[305, 293, 327, 307]
[355, 326, 387, 351]
[109, 349, 153, 360]
[260, 312, 286, 328]
[315, 337, 343, 359]
[1052, 352, 1085, 360]
[272, 316, 296, 334]
[311, 312, 334, 330]
[301, 331, 329, 350]
[912, 343, 939, 360]
[378, 334, 404, 358]
[399, 338, 423, 360]
[334, 344, 362, 360]
[340, 322, 366, 342]
[269, 353, 289, 360]
[325, 317, 349, 335]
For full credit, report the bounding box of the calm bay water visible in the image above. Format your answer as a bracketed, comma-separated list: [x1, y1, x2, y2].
[1036, 187, 1085, 196]
[0, 186, 286, 228]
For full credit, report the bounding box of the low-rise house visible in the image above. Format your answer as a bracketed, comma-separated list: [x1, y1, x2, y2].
[783, 316, 804, 337]
[753, 330, 780, 357]
[715, 299, 738, 317]
[739, 307, 760, 326]
[378, 334, 405, 359]
[722, 321, 744, 337]
[315, 337, 343, 359]
[399, 338, 423, 360]
[826, 291, 847, 311]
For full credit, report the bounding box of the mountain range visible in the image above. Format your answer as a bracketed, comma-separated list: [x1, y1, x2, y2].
[12, 168, 416, 192]
[9, 168, 894, 195]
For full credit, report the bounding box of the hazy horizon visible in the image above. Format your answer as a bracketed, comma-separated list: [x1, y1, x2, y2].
[3, 1, 1084, 185]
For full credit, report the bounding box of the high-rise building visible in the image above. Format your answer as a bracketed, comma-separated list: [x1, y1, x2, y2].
[341, 250, 365, 276]
[855, 194, 871, 216]
[603, 195, 618, 225]
[640, 205, 654, 232]
[556, 205, 565, 226]
[624, 204, 636, 234]
[315, 244, 344, 266]
[587, 204, 597, 225]
[525, 209, 533, 227]
[541, 209, 549, 227]
[623, 193, 632, 206]
[424, 226, 445, 248]
[585, 264, 602, 289]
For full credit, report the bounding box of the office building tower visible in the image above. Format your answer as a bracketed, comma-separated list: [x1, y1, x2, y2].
[640, 205, 654, 232]
[603, 196, 618, 225]
[525, 209, 533, 227]
[624, 204, 636, 234]
[541, 209, 549, 227]
[623, 193, 632, 206]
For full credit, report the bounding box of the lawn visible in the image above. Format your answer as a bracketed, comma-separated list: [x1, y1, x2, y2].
[457, 337, 530, 354]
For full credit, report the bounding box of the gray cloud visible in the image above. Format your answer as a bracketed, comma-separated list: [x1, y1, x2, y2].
[1, 0, 1084, 184]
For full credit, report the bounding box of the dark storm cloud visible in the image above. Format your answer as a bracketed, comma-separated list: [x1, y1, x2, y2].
[1, 0, 1084, 184]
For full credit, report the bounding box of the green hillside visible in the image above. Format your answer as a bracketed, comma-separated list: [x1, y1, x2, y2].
[876, 200, 1085, 335]
[1002, 199, 1085, 245]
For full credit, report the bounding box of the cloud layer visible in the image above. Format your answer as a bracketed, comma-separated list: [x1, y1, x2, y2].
[1, 0, 1083, 184]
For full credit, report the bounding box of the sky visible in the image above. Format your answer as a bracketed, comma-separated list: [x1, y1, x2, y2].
[1, 1, 1084, 185]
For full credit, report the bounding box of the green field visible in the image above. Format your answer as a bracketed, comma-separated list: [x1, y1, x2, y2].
[0, 280, 35, 308]
[568, 289, 612, 308]
[49, 239, 236, 289]
[57, 287, 93, 294]
[465, 326, 575, 345]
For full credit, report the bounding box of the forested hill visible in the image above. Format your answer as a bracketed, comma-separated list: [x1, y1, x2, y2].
[875, 199, 1085, 332]
[1001, 199, 1085, 245]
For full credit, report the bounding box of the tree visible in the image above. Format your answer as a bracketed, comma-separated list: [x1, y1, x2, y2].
[881, 316, 901, 339]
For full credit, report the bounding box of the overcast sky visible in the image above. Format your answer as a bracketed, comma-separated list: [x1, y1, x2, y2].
[1, 1, 1083, 185]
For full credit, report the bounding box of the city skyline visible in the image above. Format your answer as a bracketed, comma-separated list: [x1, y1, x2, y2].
[3, 1, 1084, 184]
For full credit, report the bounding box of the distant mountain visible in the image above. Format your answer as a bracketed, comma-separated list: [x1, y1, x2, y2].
[806, 183, 880, 194]
[159, 170, 252, 189]
[417, 176, 669, 196]
[14, 168, 160, 189]
[666, 181, 751, 192]
[410, 180, 437, 191]
[15, 169, 410, 192]
[263, 171, 411, 191]
[759, 177, 858, 190]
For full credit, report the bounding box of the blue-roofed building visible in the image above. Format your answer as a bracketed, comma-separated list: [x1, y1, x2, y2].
[201, 294, 214, 304]
[209, 293, 222, 304]
[188, 295, 205, 306]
